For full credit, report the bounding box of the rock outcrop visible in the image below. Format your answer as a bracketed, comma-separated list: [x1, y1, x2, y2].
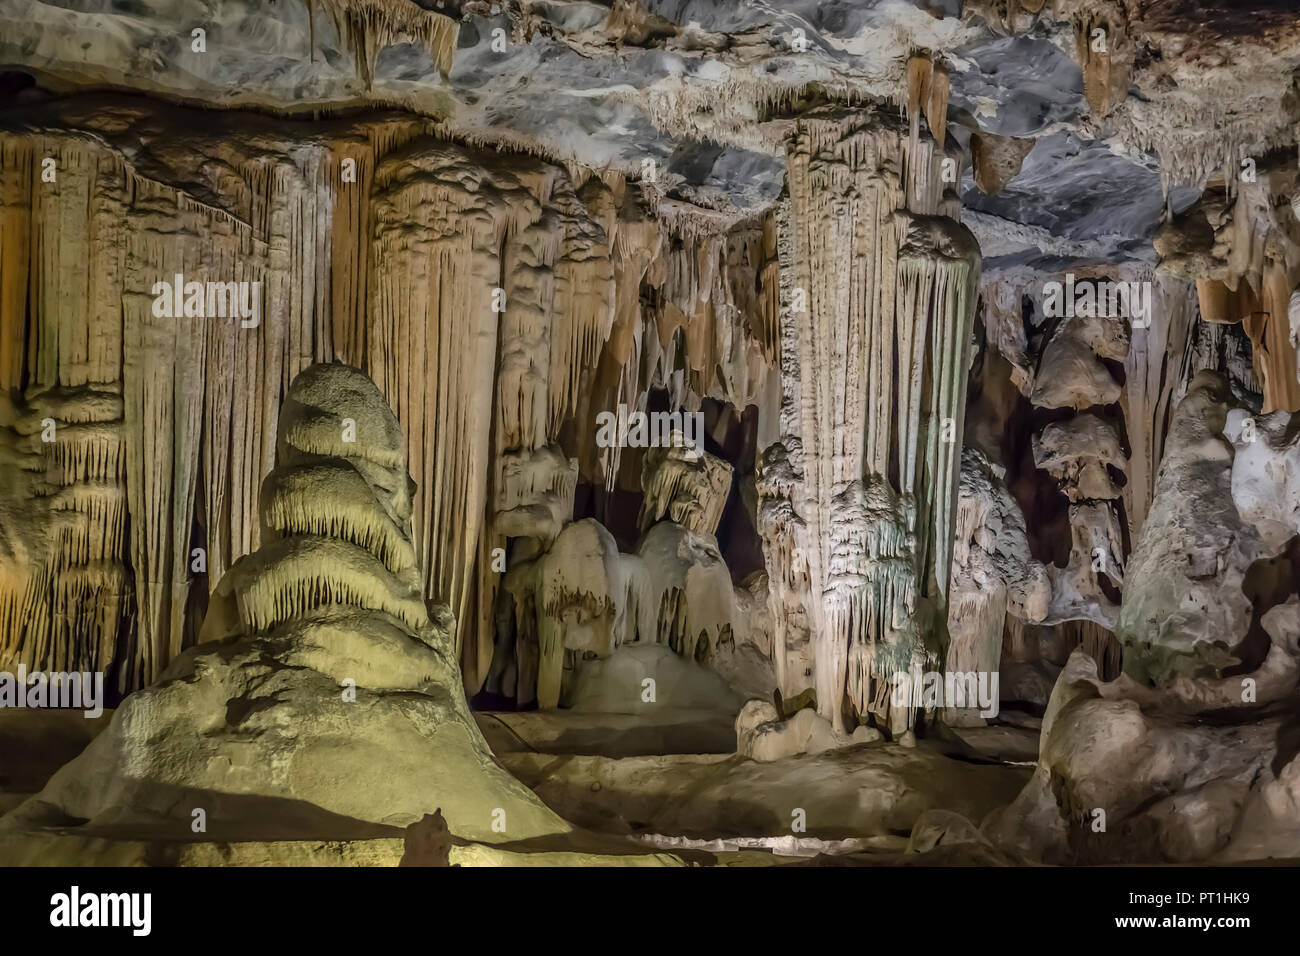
[986, 648, 1300, 863]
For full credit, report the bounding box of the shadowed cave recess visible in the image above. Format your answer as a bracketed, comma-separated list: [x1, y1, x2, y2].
[0, 0, 1298, 871]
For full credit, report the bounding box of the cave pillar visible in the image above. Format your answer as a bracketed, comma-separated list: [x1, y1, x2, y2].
[777, 107, 980, 732]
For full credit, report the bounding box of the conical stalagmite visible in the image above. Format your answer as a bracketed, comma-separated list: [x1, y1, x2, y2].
[0, 364, 674, 864]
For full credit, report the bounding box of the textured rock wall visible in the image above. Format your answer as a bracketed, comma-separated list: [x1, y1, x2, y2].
[0, 97, 777, 694]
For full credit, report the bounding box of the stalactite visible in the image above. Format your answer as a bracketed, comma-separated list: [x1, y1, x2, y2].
[0, 385, 130, 679]
[1072, 8, 1133, 119]
[904, 56, 950, 152]
[582, 203, 776, 497]
[1120, 273, 1198, 539]
[548, 198, 617, 436]
[0, 104, 406, 686]
[639, 445, 733, 536]
[1158, 160, 1300, 414]
[0, 137, 134, 685]
[1, 97, 781, 699]
[315, 0, 458, 89]
[368, 135, 507, 678]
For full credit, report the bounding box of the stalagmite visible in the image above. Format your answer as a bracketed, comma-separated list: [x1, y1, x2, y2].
[735, 699, 881, 762]
[1117, 372, 1264, 684]
[1229, 408, 1300, 551]
[501, 519, 634, 710]
[987, 644, 1300, 863]
[500, 460, 756, 709]
[0, 363, 631, 856]
[945, 449, 1050, 725]
[756, 443, 815, 706]
[634, 521, 737, 666]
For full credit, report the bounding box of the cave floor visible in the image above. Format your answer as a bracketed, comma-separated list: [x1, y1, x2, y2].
[0, 707, 1036, 866]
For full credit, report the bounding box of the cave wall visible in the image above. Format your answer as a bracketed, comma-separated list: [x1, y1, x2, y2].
[0, 97, 778, 695]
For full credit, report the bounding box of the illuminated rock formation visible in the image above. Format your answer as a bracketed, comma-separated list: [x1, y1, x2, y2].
[634, 520, 737, 667]
[945, 449, 1050, 725]
[0, 386, 130, 681]
[769, 105, 981, 735]
[735, 697, 882, 762]
[498, 502, 758, 711]
[1229, 408, 1300, 551]
[970, 132, 1035, 197]
[0, 97, 776, 697]
[1025, 281, 1131, 630]
[4, 0, 1300, 871]
[500, 518, 634, 710]
[1118, 372, 1264, 684]
[639, 445, 732, 537]
[0, 363, 588, 849]
[1158, 160, 1300, 414]
[986, 646, 1300, 863]
[970, 0, 1300, 191]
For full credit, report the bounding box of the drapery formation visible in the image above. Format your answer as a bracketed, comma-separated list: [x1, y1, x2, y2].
[762, 106, 981, 733]
[0, 97, 777, 693]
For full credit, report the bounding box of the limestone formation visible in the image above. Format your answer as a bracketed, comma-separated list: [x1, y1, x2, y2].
[0, 97, 776, 696]
[2, 0, 1300, 874]
[770, 105, 981, 737]
[639, 444, 733, 537]
[946, 449, 1050, 725]
[1158, 161, 1300, 414]
[986, 648, 1300, 863]
[0, 364, 630, 857]
[1118, 372, 1264, 684]
[970, 132, 1035, 197]
[735, 699, 882, 762]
